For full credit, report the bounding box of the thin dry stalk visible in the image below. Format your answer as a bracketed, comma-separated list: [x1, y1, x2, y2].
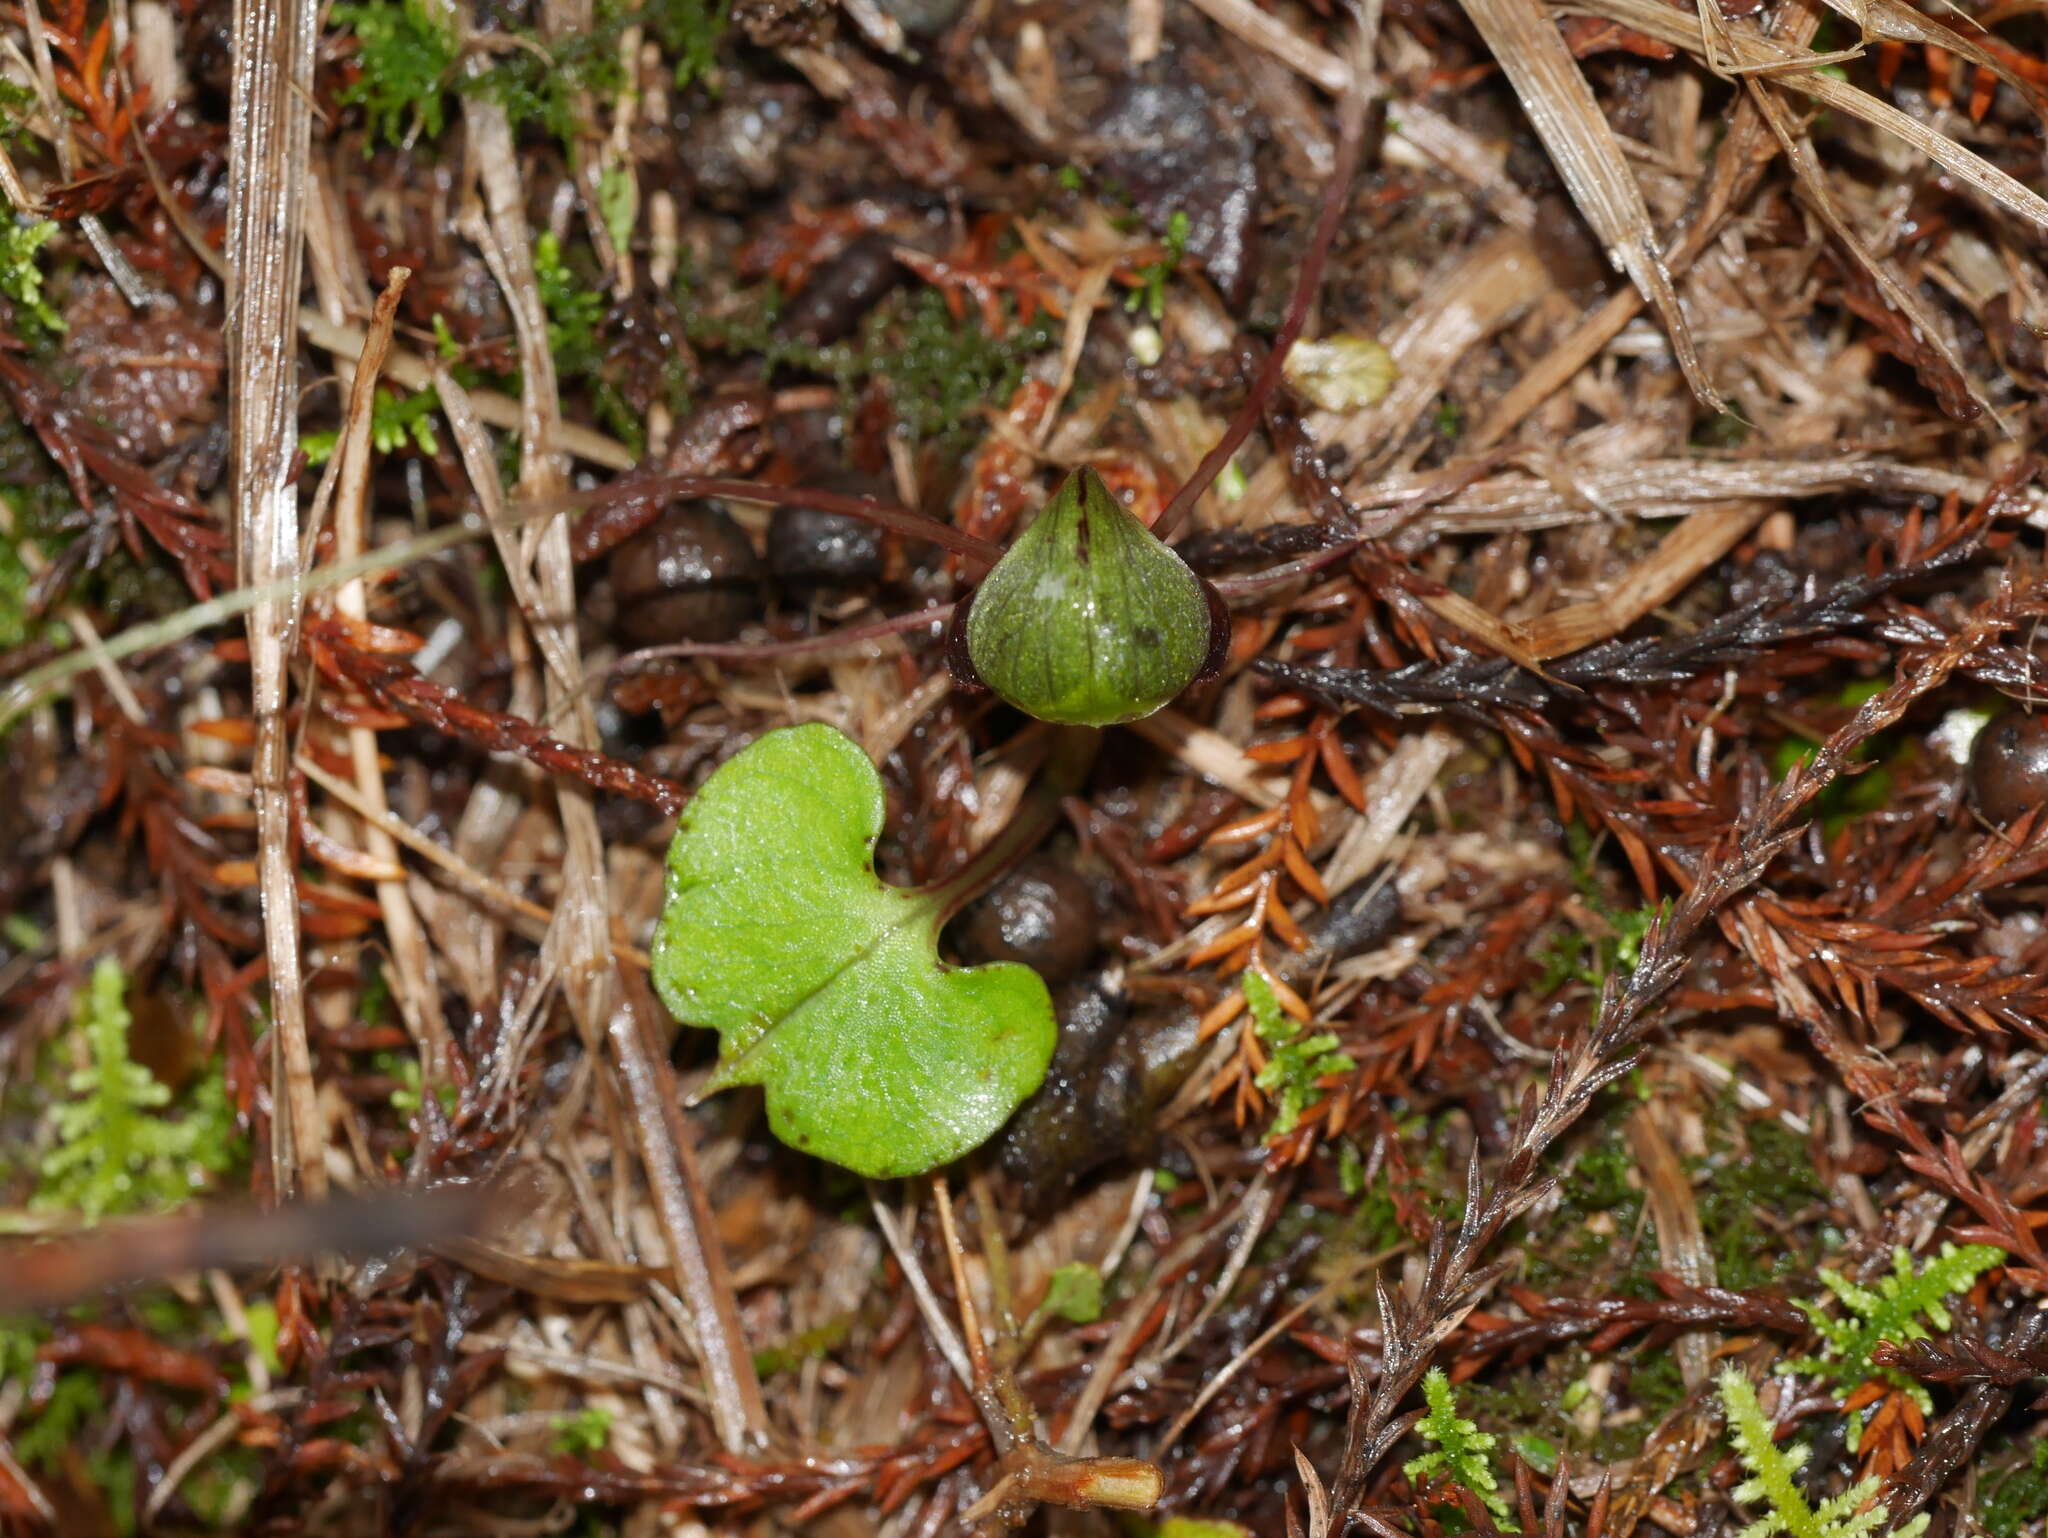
[224, 0, 323, 1201]
[1455, 0, 1722, 409]
[325, 269, 454, 1082]
[457, 75, 767, 1451]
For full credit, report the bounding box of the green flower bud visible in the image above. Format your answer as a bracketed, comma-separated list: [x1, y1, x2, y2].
[950, 467, 1225, 727]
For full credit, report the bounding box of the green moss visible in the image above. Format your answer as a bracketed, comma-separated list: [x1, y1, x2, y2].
[462, 20, 628, 148]
[685, 282, 1057, 451]
[0, 215, 64, 347]
[302, 384, 442, 465]
[0, 528, 29, 648]
[1694, 1113, 1825, 1291]
[333, 0, 460, 150]
[1982, 1437, 2048, 1538]
[1523, 1101, 1652, 1297]
[1790, 1242, 2003, 1445]
[1246, 969, 1353, 1138]
[1406, 1368, 1515, 1528]
[643, 0, 730, 88]
[751, 1315, 852, 1378]
[550, 1406, 614, 1456]
[16, 960, 242, 1224]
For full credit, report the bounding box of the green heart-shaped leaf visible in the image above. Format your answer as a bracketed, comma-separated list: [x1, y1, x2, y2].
[651, 723, 1057, 1178]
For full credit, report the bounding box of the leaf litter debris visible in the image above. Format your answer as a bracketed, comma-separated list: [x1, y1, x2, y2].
[2, 0, 2048, 1534]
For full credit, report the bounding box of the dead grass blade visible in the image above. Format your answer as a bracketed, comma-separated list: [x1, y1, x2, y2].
[1471, 0, 1828, 446]
[324, 269, 456, 1083]
[1571, 0, 2048, 234]
[224, 0, 323, 1201]
[1458, 0, 1724, 409]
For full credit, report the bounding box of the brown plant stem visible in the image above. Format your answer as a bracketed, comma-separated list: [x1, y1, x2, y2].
[1150, 20, 1372, 543]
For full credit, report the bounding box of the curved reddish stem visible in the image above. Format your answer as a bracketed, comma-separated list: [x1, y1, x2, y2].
[1150, 63, 1372, 543]
[609, 603, 954, 674]
[551, 476, 1005, 569]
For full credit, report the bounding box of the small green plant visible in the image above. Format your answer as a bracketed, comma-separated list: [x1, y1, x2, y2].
[0, 215, 64, 344]
[1789, 1241, 2001, 1445]
[1245, 968, 1354, 1138]
[0, 78, 39, 139]
[303, 384, 442, 465]
[534, 232, 607, 378]
[1982, 1439, 2048, 1538]
[650, 723, 1057, 1177]
[0, 529, 31, 649]
[644, 0, 730, 88]
[461, 19, 628, 149]
[1126, 210, 1189, 321]
[1404, 1367, 1515, 1528]
[958, 466, 1221, 727]
[1718, 1368, 1926, 1538]
[28, 959, 240, 1222]
[751, 1315, 851, 1378]
[1037, 1262, 1105, 1325]
[550, 1406, 614, 1457]
[333, 0, 460, 150]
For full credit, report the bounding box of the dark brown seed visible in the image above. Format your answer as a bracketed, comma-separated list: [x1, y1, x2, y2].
[781, 234, 904, 347]
[1969, 712, 2048, 826]
[608, 506, 763, 646]
[952, 856, 1098, 984]
[766, 472, 888, 589]
[767, 504, 886, 588]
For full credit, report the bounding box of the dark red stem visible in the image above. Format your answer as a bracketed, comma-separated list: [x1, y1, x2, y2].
[555, 477, 1005, 568]
[1150, 65, 1372, 543]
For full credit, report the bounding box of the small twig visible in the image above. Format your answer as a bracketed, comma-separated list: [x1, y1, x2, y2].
[1152, 17, 1371, 541]
[869, 1183, 978, 1391]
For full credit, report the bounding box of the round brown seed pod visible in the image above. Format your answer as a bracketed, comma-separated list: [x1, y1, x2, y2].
[952, 856, 1099, 985]
[1969, 711, 2048, 827]
[608, 505, 763, 646]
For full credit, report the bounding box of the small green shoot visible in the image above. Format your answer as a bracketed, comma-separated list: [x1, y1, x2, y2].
[27, 959, 240, 1223]
[644, 0, 730, 89]
[651, 724, 1057, 1177]
[1126, 210, 1189, 321]
[597, 162, 638, 256]
[1789, 1242, 2001, 1444]
[1038, 1262, 1104, 1325]
[333, 0, 459, 150]
[0, 215, 64, 344]
[550, 1406, 614, 1457]
[1404, 1367, 1515, 1528]
[1718, 1368, 1926, 1538]
[303, 384, 442, 465]
[534, 232, 607, 378]
[1246, 969, 1354, 1139]
[1983, 1440, 2048, 1538]
[751, 1315, 851, 1378]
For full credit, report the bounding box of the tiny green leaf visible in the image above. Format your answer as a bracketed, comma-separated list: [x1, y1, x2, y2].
[1405, 1367, 1515, 1528]
[1040, 1262, 1105, 1324]
[1719, 1368, 1926, 1538]
[964, 467, 1217, 727]
[653, 724, 1058, 1178]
